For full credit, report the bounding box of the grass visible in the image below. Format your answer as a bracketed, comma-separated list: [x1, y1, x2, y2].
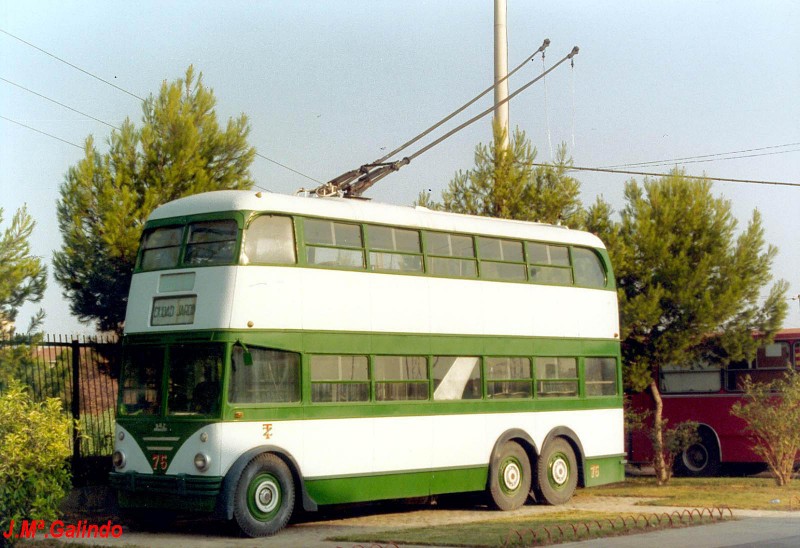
[330, 509, 729, 547]
[576, 476, 800, 511]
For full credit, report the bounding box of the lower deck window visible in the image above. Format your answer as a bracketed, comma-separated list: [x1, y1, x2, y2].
[485, 357, 532, 399]
[584, 357, 618, 396]
[374, 356, 429, 401]
[535, 357, 578, 397]
[310, 355, 369, 402]
[432, 357, 481, 400]
[229, 347, 300, 403]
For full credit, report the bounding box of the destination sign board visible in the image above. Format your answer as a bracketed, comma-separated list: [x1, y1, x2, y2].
[151, 296, 197, 326]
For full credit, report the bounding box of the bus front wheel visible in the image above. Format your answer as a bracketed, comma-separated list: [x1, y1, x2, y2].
[233, 453, 295, 537]
[535, 438, 578, 505]
[488, 441, 532, 510]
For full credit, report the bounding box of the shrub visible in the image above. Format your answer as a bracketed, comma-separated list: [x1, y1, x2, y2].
[731, 370, 800, 486]
[0, 381, 73, 542]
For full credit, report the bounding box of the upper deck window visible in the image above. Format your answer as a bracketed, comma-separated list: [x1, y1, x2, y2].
[572, 247, 607, 288]
[244, 215, 296, 264]
[527, 242, 572, 285]
[304, 218, 364, 268]
[367, 225, 423, 273]
[185, 220, 239, 266]
[425, 232, 477, 278]
[478, 237, 526, 281]
[140, 226, 183, 271]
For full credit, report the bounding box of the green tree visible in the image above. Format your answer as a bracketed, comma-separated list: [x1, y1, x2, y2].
[53, 66, 255, 335]
[0, 381, 72, 543]
[587, 171, 788, 484]
[0, 206, 46, 334]
[731, 371, 800, 486]
[417, 122, 584, 227]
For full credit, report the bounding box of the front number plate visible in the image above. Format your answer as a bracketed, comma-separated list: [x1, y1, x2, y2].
[151, 296, 197, 326]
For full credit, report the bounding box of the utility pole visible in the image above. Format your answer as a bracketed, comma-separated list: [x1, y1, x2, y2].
[494, 0, 509, 148]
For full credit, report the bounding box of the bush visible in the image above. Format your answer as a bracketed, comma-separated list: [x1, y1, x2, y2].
[731, 370, 800, 486]
[0, 381, 73, 542]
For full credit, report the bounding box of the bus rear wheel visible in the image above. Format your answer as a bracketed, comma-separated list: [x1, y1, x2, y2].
[674, 431, 720, 477]
[536, 438, 577, 505]
[488, 441, 532, 511]
[233, 453, 295, 537]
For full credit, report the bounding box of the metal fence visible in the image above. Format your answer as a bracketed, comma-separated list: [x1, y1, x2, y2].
[0, 334, 119, 467]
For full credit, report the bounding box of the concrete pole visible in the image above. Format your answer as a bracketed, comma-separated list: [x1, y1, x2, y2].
[494, 0, 510, 148]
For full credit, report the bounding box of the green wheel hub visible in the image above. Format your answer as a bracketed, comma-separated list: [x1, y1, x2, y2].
[247, 472, 281, 520]
[499, 455, 523, 495]
[547, 452, 571, 490]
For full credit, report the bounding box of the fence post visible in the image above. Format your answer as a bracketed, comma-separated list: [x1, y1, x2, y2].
[71, 339, 81, 473]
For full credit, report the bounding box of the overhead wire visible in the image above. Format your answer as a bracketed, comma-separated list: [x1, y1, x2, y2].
[528, 162, 800, 188]
[0, 27, 317, 185]
[604, 142, 800, 169]
[0, 27, 145, 101]
[0, 114, 83, 150]
[1, 76, 121, 130]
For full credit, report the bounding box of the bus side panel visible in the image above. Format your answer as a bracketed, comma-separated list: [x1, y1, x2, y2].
[627, 393, 762, 465]
[227, 267, 619, 340]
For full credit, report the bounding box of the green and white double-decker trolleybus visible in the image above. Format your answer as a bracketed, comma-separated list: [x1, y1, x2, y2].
[110, 190, 624, 536]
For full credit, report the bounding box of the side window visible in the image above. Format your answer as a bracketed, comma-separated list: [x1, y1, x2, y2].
[572, 247, 607, 288]
[754, 342, 792, 369]
[478, 237, 526, 281]
[527, 242, 572, 285]
[535, 357, 578, 397]
[228, 346, 300, 403]
[373, 356, 429, 401]
[432, 357, 481, 400]
[485, 357, 532, 398]
[367, 225, 423, 272]
[304, 218, 364, 268]
[139, 226, 183, 271]
[584, 357, 618, 396]
[425, 232, 477, 278]
[244, 215, 296, 264]
[310, 355, 369, 403]
[185, 220, 239, 266]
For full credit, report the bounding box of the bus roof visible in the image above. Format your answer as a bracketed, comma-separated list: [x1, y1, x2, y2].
[148, 190, 607, 249]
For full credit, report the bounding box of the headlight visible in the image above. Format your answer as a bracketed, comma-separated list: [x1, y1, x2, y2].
[194, 452, 210, 471]
[112, 451, 126, 469]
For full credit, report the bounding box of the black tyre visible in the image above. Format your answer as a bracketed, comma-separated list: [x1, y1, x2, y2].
[488, 441, 532, 511]
[673, 430, 720, 477]
[535, 438, 578, 505]
[233, 453, 295, 537]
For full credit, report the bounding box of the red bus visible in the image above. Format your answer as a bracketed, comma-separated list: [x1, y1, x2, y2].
[627, 328, 800, 476]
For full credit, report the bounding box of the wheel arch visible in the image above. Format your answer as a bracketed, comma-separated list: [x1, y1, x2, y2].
[695, 423, 722, 461]
[214, 445, 317, 520]
[489, 429, 539, 473]
[541, 427, 586, 487]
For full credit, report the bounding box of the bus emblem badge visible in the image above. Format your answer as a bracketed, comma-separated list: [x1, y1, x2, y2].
[262, 423, 273, 440]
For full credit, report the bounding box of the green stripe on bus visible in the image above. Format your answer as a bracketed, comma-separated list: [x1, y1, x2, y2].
[305, 466, 488, 505]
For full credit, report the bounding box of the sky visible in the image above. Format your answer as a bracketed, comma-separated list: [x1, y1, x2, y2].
[1, 0, 798, 335]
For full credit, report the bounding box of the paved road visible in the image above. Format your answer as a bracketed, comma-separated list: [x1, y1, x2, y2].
[54, 493, 800, 547]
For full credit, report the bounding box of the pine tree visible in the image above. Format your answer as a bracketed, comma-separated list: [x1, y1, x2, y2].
[53, 66, 255, 335]
[418, 122, 583, 227]
[586, 171, 788, 484]
[0, 205, 46, 334]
